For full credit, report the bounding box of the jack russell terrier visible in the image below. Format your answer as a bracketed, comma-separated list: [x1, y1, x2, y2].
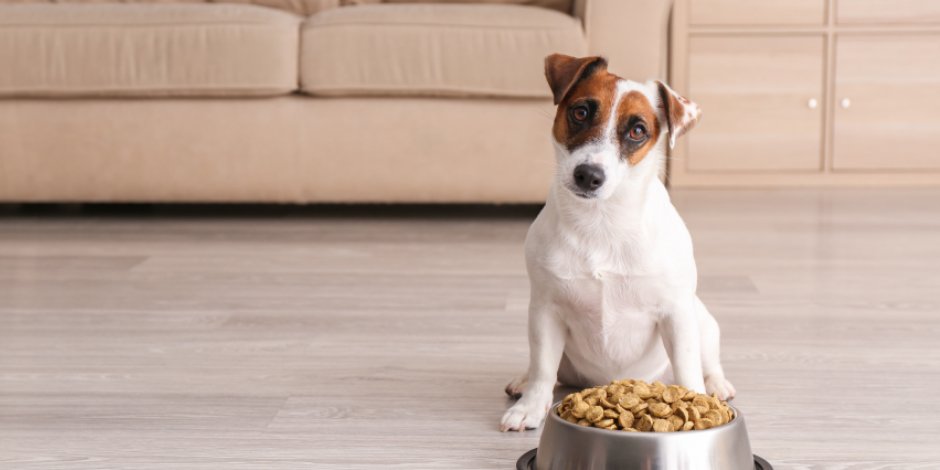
[500, 54, 735, 432]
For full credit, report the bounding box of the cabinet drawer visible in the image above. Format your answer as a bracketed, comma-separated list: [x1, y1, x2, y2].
[833, 34, 940, 171]
[837, 0, 940, 24]
[690, 0, 825, 26]
[686, 36, 825, 172]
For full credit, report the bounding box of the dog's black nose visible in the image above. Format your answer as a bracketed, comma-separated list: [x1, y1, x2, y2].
[573, 164, 605, 191]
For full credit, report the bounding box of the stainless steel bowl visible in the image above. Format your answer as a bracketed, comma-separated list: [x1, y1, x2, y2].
[518, 403, 771, 470]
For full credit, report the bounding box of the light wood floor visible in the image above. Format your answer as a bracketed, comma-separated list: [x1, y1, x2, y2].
[1, 190, 939, 469]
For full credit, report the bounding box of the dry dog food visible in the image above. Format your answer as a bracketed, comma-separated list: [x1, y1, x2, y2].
[557, 379, 734, 432]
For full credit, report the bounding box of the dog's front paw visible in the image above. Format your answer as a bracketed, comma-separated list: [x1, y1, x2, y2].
[500, 397, 551, 432]
[705, 375, 736, 400]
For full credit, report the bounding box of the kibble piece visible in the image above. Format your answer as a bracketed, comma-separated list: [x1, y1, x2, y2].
[705, 410, 724, 426]
[631, 402, 649, 414]
[650, 402, 673, 418]
[651, 381, 666, 396]
[636, 414, 654, 432]
[719, 407, 733, 425]
[662, 385, 682, 403]
[668, 414, 684, 430]
[692, 396, 710, 409]
[586, 405, 605, 423]
[633, 382, 653, 398]
[652, 418, 674, 432]
[618, 412, 635, 429]
[682, 421, 695, 431]
[572, 401, 590, 418]
[618, 394, 641, 409]
[707, 394, 721, 410]
[694, 418, 716, 430]
[595, 418, 615, 428]
[676, 406, 690, 422]
[603, 409, 619, 419]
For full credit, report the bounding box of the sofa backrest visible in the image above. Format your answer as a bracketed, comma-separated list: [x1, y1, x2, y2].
[12, 0, 574, 17]
[341, 0, 572, 14]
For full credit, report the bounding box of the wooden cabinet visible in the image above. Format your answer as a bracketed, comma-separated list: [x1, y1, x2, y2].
[687, 36, 824, 172]
[833, 34, 940, 170]
[836, 0, 940, 25]
[690, 0, 825, 26]
[669, 0, 940, 187]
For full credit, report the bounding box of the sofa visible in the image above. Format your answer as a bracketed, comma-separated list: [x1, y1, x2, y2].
[0, 0, 670, 203]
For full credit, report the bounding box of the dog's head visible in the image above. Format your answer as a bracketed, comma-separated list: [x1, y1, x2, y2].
[545, 54, 701, 200]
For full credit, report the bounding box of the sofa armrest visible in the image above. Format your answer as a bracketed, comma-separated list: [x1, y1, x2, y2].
[573, 0, 671, 81]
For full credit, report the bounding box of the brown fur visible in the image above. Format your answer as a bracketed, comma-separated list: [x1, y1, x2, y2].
[544, 54, 607, 106]
[549, 63, 661, 165]
[616, 91, 662, 165]
[551, 70, 619, 152]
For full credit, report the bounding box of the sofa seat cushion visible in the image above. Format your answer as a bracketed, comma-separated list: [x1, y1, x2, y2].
[299, 3, 587, 98]
[0, 4, 301, 97]
[10, 0, 340, 18]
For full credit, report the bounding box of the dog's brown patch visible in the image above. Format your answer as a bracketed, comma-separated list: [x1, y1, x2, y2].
[552, 70, 619, 152]
[615, 91, 662, 165]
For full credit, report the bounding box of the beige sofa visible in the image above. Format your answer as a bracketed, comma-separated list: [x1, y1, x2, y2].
[0, 0, 670, 203]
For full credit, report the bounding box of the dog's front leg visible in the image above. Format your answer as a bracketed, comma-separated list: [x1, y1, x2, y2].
[659, 295, 706, 393]
[500, 300, 564, 431]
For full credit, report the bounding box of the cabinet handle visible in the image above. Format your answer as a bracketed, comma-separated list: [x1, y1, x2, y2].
[807, 98, 818, 109]
[840, 98, 851, 109]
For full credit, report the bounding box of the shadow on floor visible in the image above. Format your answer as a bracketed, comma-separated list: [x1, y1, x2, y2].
[0, 203, 544, 220]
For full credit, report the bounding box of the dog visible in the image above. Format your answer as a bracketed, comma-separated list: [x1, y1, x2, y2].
[499, 54, 735, 432]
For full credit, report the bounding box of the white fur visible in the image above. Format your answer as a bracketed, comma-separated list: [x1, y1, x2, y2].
[499, 79, 734, 432]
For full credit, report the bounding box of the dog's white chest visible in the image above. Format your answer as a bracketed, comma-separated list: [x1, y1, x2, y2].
[532, 225, 673, 384]
[549, 271, 667, 384]
[551, 270, 659, 337]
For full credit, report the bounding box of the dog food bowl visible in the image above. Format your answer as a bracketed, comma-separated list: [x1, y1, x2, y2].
[516, 403, 771, 470]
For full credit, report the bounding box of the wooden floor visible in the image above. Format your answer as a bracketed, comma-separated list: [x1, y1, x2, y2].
[1, 189, 939, 469]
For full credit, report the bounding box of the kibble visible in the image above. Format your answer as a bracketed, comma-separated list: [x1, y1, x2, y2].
[557, 379, 734, 432]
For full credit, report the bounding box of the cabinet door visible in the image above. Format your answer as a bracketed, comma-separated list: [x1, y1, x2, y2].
[837, 0, 940, 25]
[686, 36, 825, 172]
[833, 34, 940, 171]
[691, 0, 825, 26]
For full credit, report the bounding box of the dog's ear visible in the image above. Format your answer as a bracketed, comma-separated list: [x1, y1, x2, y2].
[544, 54, 607, 105]
[655, 80, 701, 149]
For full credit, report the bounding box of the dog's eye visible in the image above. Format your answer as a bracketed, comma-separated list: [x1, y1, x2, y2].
[627, 123, 648, 141]
[570, 105, 590, 123]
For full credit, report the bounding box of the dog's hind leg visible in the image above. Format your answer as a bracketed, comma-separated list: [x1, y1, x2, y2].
[696, 296, 736, 399]
[504, 373, 528, 399]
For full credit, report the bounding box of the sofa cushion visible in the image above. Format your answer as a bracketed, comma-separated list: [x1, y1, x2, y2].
[0, 4, 301, 97]
[300, 3, 586, 98]
[7, 0, 339, 18]
[341, 0, 572, 15]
